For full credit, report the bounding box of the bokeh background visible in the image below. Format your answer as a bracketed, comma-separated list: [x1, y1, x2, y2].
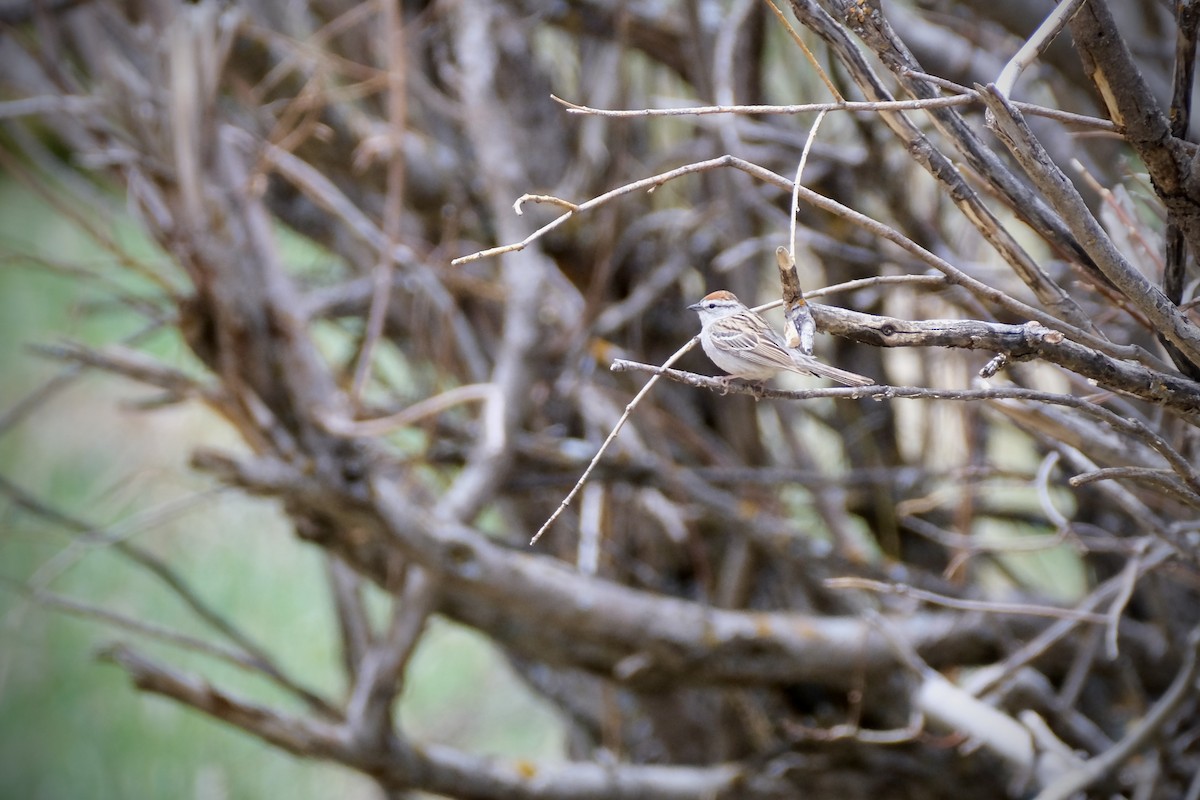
[0, 179, 562, 798]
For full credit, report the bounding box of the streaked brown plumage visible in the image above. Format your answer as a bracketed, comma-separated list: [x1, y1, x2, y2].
[688, 290, 872, 387]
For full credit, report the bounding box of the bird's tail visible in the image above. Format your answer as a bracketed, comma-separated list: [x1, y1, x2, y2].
[795, 357, 874, 387]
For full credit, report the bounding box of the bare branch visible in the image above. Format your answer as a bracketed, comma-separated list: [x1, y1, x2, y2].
[980, 85, 1200, 369]
[100, 643, 791, 799]
[810, 304, 1200, 416]
[345, 567, 438, 744]
[555, 90, 1116, 130]
[993, 0, 1087, 98]
[531, 337, 699, 544]
[1033, 626, 1200, 800]
[825, 577, 1108, 623]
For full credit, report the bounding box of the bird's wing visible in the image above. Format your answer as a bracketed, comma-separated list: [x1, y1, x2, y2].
[707, 320, 758, 352]
[710, 314, 875, 385]
[709, 316, 797, 370]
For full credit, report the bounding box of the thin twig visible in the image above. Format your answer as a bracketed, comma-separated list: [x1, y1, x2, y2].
[789, 109, 827, 264]
[451, 156, 742, 266]
[1033, 451, 1070, 531]
[349, 0, 407, 405]
[1104, 541, 1146, 660]
[825, 577, 1108, 623]
[776, 110, 828, 353]
[321, 384, 495, 438]
[760, 0, 842, 100]
[530, 338, 699, 544]
[551, 93, 978, 117]
[551, 91, 1117, 131]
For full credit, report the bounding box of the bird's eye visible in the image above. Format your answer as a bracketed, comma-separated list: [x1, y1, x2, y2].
[707, 302, 716, 309]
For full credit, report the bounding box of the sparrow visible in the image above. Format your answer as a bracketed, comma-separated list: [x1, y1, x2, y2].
[688, 290, 873, 387]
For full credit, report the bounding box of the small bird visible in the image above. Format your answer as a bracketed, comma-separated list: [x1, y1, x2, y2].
[688, 290, 873, 387]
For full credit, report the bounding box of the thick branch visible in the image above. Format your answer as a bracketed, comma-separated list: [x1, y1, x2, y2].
[811, 304, 1200, 415]
[190, 447, 1023, 689]
[375, 474, 1014, 689]
[100, 643, 788, 799]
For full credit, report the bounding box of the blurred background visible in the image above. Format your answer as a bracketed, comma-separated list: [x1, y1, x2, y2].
[0, 179, 562, 798]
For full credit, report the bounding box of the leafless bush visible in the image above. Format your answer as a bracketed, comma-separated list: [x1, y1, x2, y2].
[3, 0, 1200, 797]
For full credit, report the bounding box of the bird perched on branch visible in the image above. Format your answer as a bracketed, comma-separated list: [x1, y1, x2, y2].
[688, 290, 873, 387]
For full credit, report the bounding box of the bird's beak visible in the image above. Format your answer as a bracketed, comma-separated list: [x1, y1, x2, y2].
[686, 301, 701, 311]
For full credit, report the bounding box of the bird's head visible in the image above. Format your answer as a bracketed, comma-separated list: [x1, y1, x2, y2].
[687, 290, 745, 322]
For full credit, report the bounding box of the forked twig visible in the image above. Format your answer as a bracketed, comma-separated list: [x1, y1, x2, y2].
[452, 157, 743, 266]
